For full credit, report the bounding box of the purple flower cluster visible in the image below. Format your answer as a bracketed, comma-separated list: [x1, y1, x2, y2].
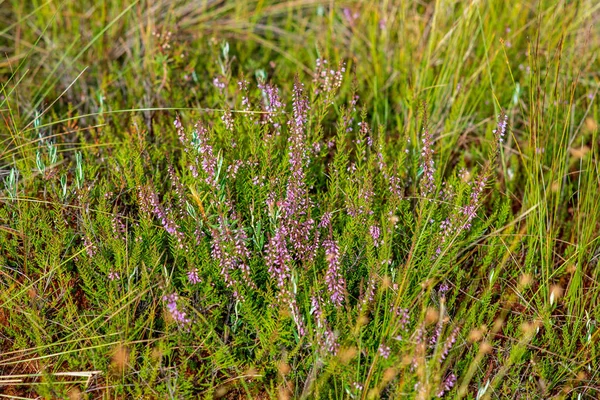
[191, 122, 219, 188]
[168, 164, 187, 219]
[174, 117, 259, 299]
[288, 294, 306, 337]
[162, 293, 190, 327]
[290, 79, 309, 138]
[438, 283, 450, 298]
[221, 110, 234, 131]
[227, 160, 244, 180]
[211, 214, 253, 298]
[430, 321, 443, 347]
[266, 81, 318, 280]
[313, 59, 346, 98]
[174, 116, 186, 146]
[493, 112, 508, 143]
[391, 306, 410, 329]
[323, 239, 345, 307]
[419, 126, 436, 197]
[111, 214, 127, 242]
[360, 275, 377, 310]
[83, 234, 97, 257]
[375, 143, 405, 200]
[378, 343, 391, 359]
[369, 224, 381, 247]
[439, 326, 460, 362]
[272, 81, 319, 262]
[213, 76, 226, 91]
[187, 268, 201, 284]
[261, 80, 328, 336]
[459, 173, 487, 231]
[258, 81, 284, 128]
[266, 226, 292, 289]
[238, 79, 250, 110]
[139, 185, 186, 250]
[311, 295, 339, 354]
[435, 113, 506, 255]
[318, 212, 332, 229]
[343, 8, 359, 26]
[437, 373, 457, 398]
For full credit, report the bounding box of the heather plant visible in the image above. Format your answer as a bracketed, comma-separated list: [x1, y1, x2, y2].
[1, 1, 600, 399]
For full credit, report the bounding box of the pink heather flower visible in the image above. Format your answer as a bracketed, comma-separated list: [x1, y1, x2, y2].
[193, 226, 204, 246]
[191, 122, 218, 188]
[437, 167, 488, 255]
[261, 79, 322, 336]
[391, 306, 410, 329]
[419, 125, 436, 197]
[415, 325, 425, 346]
[323, 239, 345, 307]
[343, 8, 359, 26]
[437, 373, 457, 398]
[168, 164, 187, 219]
[319, 212, 332, 228]
[369, 224, 381, 247]
[213, 76, 226, 91]
[251, 175, 263, 187]
[174, 117, 183, 130]
[258, 81, 284, 127]
[227, 160, 243, 179]
[211, 214, 253, 297]
[312, 141, 322, 154]
[360, 275, 377, 309]
[287, 293, 306, 337]
[439, 283, 450, 298]
[266, 227, 292, 289]
[389, 175, 403, 199]
[83, 234, 97, 257]
[323, 329, 339, 354]
[378, 344, 391, 359]
[266, 192, 276, 211]
[266, 79, 319, 264]
[430, 320, 443, 347]
[112, 214, 127, 241]
[141, 184, 186, 250]
[289, 79, 309, 140]
[189, 162, 199, 178]
[461, 173, 486, 226]
[359, 186, 374, 202]
[221, 109, 234, 131]
[162, 293, 191, 327]
[187, 268, 201, 284]
[311, 295, 323, 327]
[310, 295, 339, 354]
[492, 112, 508, 143]
[108, 271, 120, 281]
[440, 326, 460, 362]
[238, 79, 251, 110]
[313, 59, 345, 97]
[174, 116, 186, 146]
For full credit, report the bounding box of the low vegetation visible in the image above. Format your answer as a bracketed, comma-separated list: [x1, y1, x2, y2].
[1, 0, 599, 398]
